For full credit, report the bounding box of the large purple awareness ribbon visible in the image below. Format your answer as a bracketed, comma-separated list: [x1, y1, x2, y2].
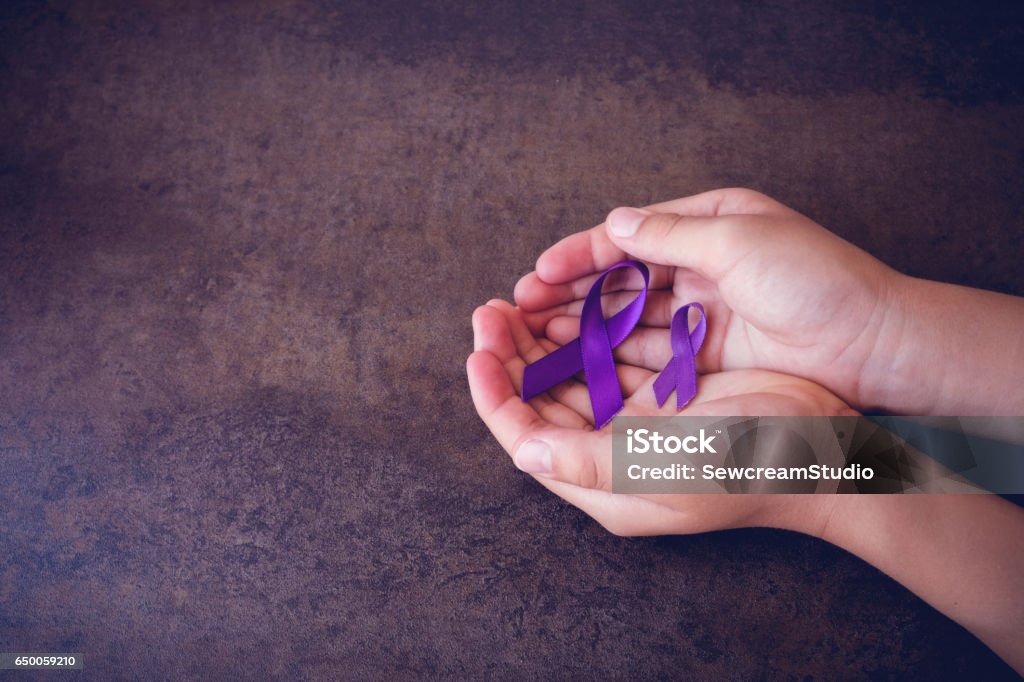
[521, 260, 650, 429]
[653, 302, 706, 410]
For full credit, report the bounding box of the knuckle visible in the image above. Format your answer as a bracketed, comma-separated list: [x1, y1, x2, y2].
[643, 212, 688, 242]
[578, 449, 603, 490]
[590, 434, 615, 492]
[565, 434, 612, 492]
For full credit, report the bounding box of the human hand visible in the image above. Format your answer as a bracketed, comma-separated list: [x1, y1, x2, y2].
[467, 299, 848, 537]
[514, 188, 906, 412]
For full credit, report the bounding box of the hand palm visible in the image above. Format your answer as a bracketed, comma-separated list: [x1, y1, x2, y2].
[516, 199, 895, 408]
[468, 300, 852, 536]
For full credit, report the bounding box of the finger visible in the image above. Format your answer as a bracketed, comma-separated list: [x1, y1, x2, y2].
[545, 317, 721, 377]
[485, 299, 541, 361]
[526, 289, 678, 332]
[644, 187, 795, 218]
[537, 337, 597, 427]
[486, 301, 656, 423]
[523, 328, 655, 423]
[537, 331, 656, 411]
[522, 266, 721, 339]
[512, 427, 614, 491]
[543, 362, 656, 421]
[599, 362, 656, 398]
[473, 302, 592, 428]
[515, 261, 675, 312]
[521, 286, 674, 337]
[533, 335, 598, 425]
[545, 318, 674, 372]
[520, 288, 662, 337]
[467, 349, 614, 488]
[522, 302, 562, 337]
[522, 188, 787, 291]
[488, 300, 593, 411]
[529, 225, 667, 285]
[472, 303, 517, 360]
[604, 208, 765, 282]
[466, 350, 549, 454]
[466, 345, 591, 438]
[500, 299, 643, 427]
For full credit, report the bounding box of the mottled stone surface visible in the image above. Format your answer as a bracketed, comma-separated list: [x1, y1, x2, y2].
[1, 1, 1021, 679]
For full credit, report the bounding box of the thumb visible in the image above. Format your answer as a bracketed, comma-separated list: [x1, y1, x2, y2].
[512, 428, 612, 491]
[605, 207, 747, 281]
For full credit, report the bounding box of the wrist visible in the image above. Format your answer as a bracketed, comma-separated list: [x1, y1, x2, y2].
[858, 272, 1024, 415]
[855, 271, 930, 413]
[817, 493, 1024, 673]
[756, 494, 838, 539]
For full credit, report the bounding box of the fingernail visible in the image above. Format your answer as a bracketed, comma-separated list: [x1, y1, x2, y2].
[471, 306, 485, 351]
[607, 207, 646, 237]
[514, 440, 552, 474]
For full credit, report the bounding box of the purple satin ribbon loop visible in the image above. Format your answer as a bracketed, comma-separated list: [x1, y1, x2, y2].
[521, 260, 650, 429]
[653, 302, 706, 410]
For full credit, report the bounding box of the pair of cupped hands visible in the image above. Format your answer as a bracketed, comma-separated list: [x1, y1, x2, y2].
[467, 188, 901, 538]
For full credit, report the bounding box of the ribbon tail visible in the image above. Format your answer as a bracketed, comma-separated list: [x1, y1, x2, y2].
[674, 351, 698, 410]
[521, 339, 583, 400]
[585, 333, 623, 429]
[652, 357, 679, 407]
[520, 260, 651, 426]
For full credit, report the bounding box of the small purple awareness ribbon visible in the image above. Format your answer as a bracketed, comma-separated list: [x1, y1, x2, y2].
[521, 260, 650, 429]
[653, 302, 706, 410]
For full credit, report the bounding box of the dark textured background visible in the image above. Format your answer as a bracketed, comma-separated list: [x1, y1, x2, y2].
[1, 1, 1022, 679]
